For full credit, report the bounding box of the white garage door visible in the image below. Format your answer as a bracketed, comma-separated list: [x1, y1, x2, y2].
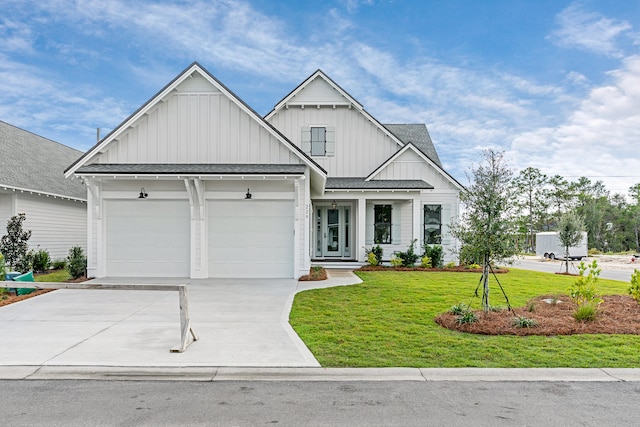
[208, 200, 294, 278]
[105, 200, 190, 277]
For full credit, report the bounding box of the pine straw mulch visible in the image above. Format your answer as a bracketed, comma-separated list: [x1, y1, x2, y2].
[435, 294, 640, 336]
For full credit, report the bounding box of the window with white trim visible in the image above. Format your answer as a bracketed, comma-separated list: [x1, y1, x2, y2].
[424, 204, 442, 244]
[374, 204, 392, 244]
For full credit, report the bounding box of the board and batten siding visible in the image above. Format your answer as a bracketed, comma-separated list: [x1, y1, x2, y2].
[267, 105, 399, 177]
[92, 92, 302, 166]
[371, 149, 460, 191]
[13, 194, 86, 261]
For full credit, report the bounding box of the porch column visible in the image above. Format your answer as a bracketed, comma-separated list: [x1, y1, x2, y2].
[412, 196, 421, 247]
[357, 197, 367, 262]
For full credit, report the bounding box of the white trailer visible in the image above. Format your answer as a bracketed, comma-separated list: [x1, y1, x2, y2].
[535, 231, 588, 260]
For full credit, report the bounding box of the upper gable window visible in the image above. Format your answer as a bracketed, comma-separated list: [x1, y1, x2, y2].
[311, 127, 326, 156]
[301, 126, 335, 157]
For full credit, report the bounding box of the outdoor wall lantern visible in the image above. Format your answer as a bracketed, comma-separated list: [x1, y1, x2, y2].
[245, 188, 252, 199]
[331, 200, 337, 209]
[138, 187, 148, 199]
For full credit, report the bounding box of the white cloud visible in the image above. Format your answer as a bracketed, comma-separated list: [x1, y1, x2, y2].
[548, 2, 632, 57]
[509, 55, 640, 193]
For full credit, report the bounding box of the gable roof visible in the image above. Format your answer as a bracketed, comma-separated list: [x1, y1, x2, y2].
[65, 62, 326, 181]
[383, 124, 442, 167]
[367, 142, 464, 191]
[265, 70, 408, 151]
[0, 121, 86, 200]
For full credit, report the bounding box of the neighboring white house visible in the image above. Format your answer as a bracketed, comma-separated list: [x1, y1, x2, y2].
[0, 120, 87, 261]
[65, 63, 461, 279]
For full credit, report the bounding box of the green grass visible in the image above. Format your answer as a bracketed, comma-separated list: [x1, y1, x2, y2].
[289, 269, 640, 368]
[35, 269, 70, 282]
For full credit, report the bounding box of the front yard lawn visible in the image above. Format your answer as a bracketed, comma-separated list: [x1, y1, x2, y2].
[289, 269, 640, 368]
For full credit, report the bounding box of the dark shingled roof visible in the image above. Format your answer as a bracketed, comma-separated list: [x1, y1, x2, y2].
[0, 121, 86, 200]
[383, 124, 442, 167]
[75, 163, 306, 175]
[326, 177, 433, 190]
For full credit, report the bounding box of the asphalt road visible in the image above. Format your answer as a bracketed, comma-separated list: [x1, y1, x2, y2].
[512, 257, 633, 282]
[2, 380, 639, 426]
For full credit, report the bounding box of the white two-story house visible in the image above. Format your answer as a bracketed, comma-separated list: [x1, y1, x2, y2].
[65, 63, 461, 279]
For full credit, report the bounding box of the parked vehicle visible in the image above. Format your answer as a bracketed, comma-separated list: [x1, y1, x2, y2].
[535, 231, 588, 260]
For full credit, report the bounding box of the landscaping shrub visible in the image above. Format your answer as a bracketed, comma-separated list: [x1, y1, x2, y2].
[449, 302, 468, 315]
[573, 301, 598, 322]
[628, 269, 640, 302]
[420, 256, 432, 268]
[51, 259, 67, 270]
[15, 249, 33, 273]
[31, 249, 51, 273]
[66, 246, 87, 279]
[512, 315, 538, 328]
[423, 244, 443, 268]
[0, 213, 32, 271]
[394, 239, 419, 267]
[456, 311, 478, 325]
[389, 256, 403, 267]
[364, 245, 384, 265]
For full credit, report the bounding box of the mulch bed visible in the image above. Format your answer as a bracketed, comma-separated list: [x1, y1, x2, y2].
[435, 294, 640, 336]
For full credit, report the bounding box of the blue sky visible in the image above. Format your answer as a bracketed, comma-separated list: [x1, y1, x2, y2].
[1, 0, 639, 194]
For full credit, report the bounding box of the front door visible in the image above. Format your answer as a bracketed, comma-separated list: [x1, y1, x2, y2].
[315, 206, 352, 258]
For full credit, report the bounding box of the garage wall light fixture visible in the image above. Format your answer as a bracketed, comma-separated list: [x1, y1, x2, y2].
[138, 187, 148, 199]
[245, 188, 252, 199]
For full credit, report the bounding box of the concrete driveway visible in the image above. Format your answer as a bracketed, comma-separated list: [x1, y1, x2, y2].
[0, 271, 361, 368]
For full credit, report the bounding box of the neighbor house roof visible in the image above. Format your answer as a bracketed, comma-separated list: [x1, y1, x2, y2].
[325, 177, 433, 190]
[0, 121, 86, 200]
[75, 163, 306, 176]
[383, 124, 442, 167]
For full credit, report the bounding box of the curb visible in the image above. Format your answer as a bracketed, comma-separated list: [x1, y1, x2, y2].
[1, 366, 639, 382]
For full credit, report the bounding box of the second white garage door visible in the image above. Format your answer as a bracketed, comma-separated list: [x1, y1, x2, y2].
[208, 200, 294, 278]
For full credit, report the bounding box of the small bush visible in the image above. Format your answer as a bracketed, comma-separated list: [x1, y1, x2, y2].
[423, 244, 443, 268]
[588, 248, 601, 256]
[369, 245, 383, 265]
[488, 305, 503, 312]
[466, 263, 482, 270]
[31, 249, 51, 273]
[0, 213, 32, 270]
[449, 302, 469, 315]
[394, 239, 419, 267]
[390, 256, 403, 267]
[527, 301, 536, 312]
[568, 260, 602, 306]
[573, 302, 598, 322]
[420, 256, 432, 268]
[456, 311, 478, 325]
[367, 252, 379, 266]
[51, 259, 67, 270]
[444, 261, 457, 269]
[66, 246, 87, 279]
[512, 316, 538, 328]
[628, 269, 640, 302]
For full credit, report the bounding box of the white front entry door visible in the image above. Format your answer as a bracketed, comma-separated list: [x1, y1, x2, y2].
[315, 206, 352, 258]
[207, 200, 294, 278]
[105, 200, 190, 277]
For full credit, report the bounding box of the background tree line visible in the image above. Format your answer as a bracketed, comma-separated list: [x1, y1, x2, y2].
[514, 167, 640, 253]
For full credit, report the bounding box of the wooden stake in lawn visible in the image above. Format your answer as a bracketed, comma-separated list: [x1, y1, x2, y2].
[450, 150, 519, 313]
